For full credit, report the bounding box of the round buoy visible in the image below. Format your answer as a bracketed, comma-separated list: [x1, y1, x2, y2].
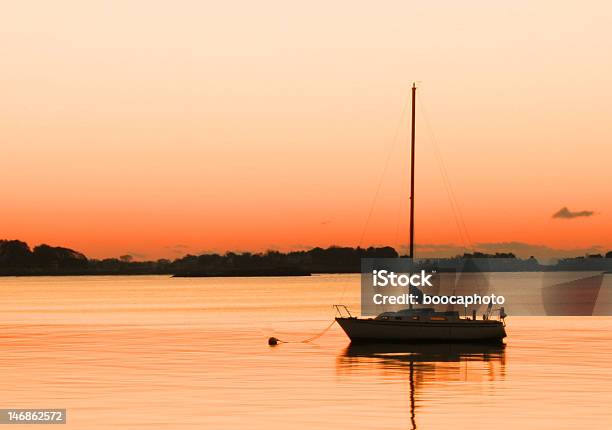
[268, 337, 279, 346]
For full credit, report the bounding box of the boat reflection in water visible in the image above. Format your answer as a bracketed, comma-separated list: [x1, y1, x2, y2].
[337, 343, 506, 429]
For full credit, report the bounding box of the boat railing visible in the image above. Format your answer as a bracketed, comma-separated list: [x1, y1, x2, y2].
[481, 306, 507, 325]
[333, 304, 353, 318]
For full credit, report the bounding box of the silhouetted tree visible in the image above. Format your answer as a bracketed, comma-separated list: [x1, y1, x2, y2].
[0, 240, 33, 268]
[33, 244, 88, 269]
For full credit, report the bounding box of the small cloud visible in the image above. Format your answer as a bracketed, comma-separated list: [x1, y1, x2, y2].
[553, 207, 594, 219]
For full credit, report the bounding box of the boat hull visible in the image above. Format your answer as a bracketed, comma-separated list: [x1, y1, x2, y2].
[336, 317, 506, 343]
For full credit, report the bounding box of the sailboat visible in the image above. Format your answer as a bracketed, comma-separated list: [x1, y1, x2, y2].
[335, 83, 507, 343]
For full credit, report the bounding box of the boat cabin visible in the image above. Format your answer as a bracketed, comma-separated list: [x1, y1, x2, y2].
[375, 308, 461, 322]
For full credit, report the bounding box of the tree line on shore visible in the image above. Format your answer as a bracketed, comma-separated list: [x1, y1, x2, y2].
[1, 239, 611, 276]
[0, 239, 399, 275]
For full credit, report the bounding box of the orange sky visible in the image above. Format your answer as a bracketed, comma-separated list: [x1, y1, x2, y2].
[1, 1, 611, 260]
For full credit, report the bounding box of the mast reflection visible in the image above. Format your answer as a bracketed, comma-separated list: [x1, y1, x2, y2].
[337, 343, 506, 429]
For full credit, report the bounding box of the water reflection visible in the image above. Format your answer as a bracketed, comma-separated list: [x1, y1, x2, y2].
[337, 343, 506, 429]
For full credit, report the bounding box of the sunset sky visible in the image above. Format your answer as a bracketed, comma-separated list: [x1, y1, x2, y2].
[2, 1, 611, 260]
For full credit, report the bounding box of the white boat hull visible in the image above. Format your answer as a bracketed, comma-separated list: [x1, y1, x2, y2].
[336, 317, 506, 342]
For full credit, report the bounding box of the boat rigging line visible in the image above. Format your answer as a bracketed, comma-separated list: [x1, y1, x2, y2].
[418, 89, 473, 251]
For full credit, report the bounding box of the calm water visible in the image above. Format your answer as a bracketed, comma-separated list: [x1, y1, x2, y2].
[1, 274, 612, 429]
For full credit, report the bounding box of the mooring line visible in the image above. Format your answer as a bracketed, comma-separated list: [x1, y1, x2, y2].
[268, 319, 336, 345]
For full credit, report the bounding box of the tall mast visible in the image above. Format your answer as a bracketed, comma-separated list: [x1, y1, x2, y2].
[409, 82, 416, 259]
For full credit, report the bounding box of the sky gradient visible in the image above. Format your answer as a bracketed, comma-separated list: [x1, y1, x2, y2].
[2, 1, 611, 259]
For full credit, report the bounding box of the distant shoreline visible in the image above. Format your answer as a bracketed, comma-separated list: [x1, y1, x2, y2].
[2, 268, 612, 277]
[2, 239, 612, 277]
